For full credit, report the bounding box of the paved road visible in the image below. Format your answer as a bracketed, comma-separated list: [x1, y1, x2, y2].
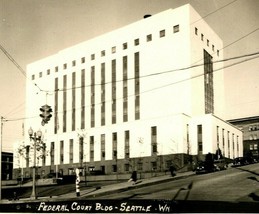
[93, 163, 259, 201]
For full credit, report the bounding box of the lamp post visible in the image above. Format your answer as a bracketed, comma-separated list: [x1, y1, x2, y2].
[28, 127, 42, 200]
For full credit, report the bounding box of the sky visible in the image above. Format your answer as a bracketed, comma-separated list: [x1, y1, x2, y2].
[0, 0, 259, 152]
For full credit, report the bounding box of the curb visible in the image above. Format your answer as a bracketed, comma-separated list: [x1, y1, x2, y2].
[82, 172, 196, 199]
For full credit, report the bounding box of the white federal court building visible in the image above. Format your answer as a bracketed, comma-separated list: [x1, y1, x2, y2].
[14, 4, 243, 178]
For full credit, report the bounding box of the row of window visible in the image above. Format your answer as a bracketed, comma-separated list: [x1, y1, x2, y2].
[195, 27, 220, 56]
[54, 54, 140, 133]
[31, 24, 180, 81]
[47, 127, 158, 166]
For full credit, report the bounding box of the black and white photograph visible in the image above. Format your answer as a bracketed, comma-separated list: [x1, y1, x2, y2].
[0, 0, 259, 212]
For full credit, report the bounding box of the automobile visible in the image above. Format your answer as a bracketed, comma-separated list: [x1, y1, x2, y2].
[214, 159, 228, 170]
[232, 157, 247, 167]
[195, 161, 217, 174]
[195, 161, 220, 174]
[195, 161, 207, 174]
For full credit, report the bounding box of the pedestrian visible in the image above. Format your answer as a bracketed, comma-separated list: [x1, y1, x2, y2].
[170, 165, 176, 177]
[128, 171, 137, 185]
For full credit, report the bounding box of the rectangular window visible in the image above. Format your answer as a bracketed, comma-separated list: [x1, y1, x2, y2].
[69, 139, 73, 164]
[173, 25, 179, 33]
[63, 63, 67, 70]
[101, 63, 105, 126]
[135, 52, 140, 120]
[91, 66, 95, 127]
[112, 60, 116, 124]
[81, 57, 85, 64]
[60, 141, 64, 164]
[207, 39, 209, 47]
[63, 75, 67, 132]
[54, 78, 59, 134]
[124, 164, 129, 172]
[197, 125, 203, 152]
[151, 126, 157, 154]
[123, 56, 128, 122]
[55, 66, 58, 72]
[72, 60, 76, 66]
[72, 72, 76, 131]
[195, 27, 198, 35]
[146, 34, 152, 42]
[51, 142, 55, 166]
[112, 165, 117, 172]
[101, 134, 105, 160]
[201, 34, 204, 41]
[79, 137, 83, 164]
[47, 69, 50, 75]
[112, 46, 116, 54]
[81, 69, 85, 129]
[137, 162, 143, 171]
[39, 72, 42, 78]
[134, 38, 139, 46]
[204, 50, 214, 114]
[125, 130, 130, 159]
[91, 54, 95, 60]
[160, 30, 165, 37]
[212, 45, 215, 52]
[123, 42, 128, 50]
[90, 136, 94, 161]
[32, 74, 35, 80]
[113, 132, 117, 160]
[101, 50, 105, 57]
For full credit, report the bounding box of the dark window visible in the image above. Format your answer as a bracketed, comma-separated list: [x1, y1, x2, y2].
[204, 50, 214, 114]
[146, 34, 152, 42]
[112, 46, 116, 53]
[134, 39, 139, 46]
[123, 43, 127, 50]
[160, 30, 165, 37]
[195, 27, 198, 35]
[81, 57, 85, 63]
[173, 25, 179, 33]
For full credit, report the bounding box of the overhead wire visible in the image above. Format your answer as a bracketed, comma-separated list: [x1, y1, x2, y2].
[5, 51, 259, 122]
[2, 0, 258, 123]
[0, 44, 43, 93]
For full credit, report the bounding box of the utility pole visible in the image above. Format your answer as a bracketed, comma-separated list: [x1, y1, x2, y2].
[0, 116, 4, 200]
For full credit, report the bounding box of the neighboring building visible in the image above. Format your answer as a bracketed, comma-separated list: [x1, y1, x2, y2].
[13, 4, 242, 178]
[228, 116, 259, 160]
[2, 152, 13, 180]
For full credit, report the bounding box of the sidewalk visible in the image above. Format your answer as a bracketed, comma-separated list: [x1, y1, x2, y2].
[60, 170, 195, 199]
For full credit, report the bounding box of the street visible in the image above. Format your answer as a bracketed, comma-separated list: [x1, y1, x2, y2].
[93, 163, 259, 201]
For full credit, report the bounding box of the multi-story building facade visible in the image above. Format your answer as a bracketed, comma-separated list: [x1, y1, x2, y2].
[2, 152, 13, 180]
[14, 4, 242, 178]
[228, 116, 259, 160]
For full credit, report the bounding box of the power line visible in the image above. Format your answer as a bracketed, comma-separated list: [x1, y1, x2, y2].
[191, 0, 238, 25]
[51, 51, 259, 92]
[0, 43, 43, 92]
[5, 52, 259, 123]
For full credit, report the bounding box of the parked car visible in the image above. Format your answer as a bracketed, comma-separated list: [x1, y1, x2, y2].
[195, 161, 217, 174]
[214, 159, 228, 170]
[232, 157, 247, 167]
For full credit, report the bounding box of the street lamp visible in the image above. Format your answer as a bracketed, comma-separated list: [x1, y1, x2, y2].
[28, 127, 42, 200]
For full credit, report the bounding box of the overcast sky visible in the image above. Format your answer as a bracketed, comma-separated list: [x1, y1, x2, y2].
[0, 0, 259, 152]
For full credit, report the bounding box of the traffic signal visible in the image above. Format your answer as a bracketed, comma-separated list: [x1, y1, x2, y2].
[39, 104, 52, 126]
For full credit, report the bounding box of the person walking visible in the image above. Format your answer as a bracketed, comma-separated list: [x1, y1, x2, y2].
[170, 165, 176, 177]
[128, 171, 137, 185]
